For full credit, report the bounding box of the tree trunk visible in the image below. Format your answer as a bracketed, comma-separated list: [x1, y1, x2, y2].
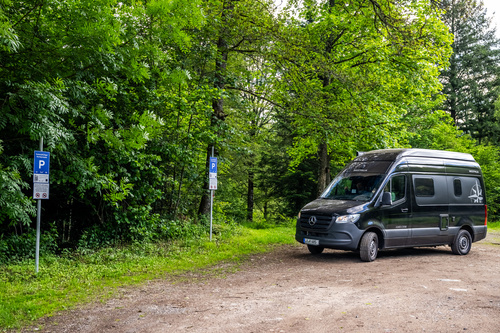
[449, 55, 458, 124]
[247, 168, 254, 222]
[317, 141, 331, 196]
[315, 0, 335, 197]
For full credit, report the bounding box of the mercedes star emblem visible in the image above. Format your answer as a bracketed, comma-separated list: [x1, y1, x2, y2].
[308, 216, 317, 226]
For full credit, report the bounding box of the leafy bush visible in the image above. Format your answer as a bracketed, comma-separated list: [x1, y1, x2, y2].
[76, 225, 121, 253]
[0, 167, 36, 227]
[159, 219, 208, 240]
[0, 227, 58, 264]
[75, 216, 214, 254]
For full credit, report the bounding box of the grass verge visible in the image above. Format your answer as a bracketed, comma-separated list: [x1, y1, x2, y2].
[0, 223, 295, 331]
[488, 221, 500, 231]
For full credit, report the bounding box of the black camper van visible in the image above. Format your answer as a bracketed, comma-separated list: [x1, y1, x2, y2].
[295, 149, 488, 261]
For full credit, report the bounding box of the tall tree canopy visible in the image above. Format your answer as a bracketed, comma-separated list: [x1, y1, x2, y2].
[440, 0, 500, 144]
[272, 0, 453, 193]
[0, 0, 209, 241]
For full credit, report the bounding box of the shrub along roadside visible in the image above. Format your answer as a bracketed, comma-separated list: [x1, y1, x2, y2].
[0, 223, 296, 331]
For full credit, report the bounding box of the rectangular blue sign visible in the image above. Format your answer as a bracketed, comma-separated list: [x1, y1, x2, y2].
[209, 157, 217, 174]
[34, 151, 50, 174]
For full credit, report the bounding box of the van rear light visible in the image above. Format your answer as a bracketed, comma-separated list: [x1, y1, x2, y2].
[485, 205, 488, 226]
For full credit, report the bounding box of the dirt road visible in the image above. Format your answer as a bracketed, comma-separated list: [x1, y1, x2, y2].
[31, 231, 500, 333]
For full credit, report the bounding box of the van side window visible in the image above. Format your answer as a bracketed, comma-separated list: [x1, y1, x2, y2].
[384, 175, 406, 202]
[414, 178, 434, 197]
[414, 176, 448, 205]
[453, 179, 462, 196]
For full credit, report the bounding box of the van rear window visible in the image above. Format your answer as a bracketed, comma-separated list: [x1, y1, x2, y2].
[414, 178, 435, 197]
[453, 179, 462, 196]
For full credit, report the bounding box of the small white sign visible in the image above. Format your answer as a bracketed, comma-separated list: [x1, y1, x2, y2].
[209, 177, 217, 190]
[33, 183, 50, 199]
[34, 174, 49, 183]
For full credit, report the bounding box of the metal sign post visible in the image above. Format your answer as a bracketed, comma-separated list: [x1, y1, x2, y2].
[209, 148, 217, 241]
[33, 138, 50, 273]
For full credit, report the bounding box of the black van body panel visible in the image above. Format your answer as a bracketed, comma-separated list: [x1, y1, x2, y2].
[473, 225, 488, 240]
[295, 149, 487, 257]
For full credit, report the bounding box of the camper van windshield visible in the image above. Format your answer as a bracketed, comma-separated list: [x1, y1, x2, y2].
[321, 160, 391, 201]
[321, 159, 392, 201]
[321, 174, 384, 201]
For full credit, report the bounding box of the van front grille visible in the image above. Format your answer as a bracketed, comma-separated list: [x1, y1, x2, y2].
[299, 213, 333, 231]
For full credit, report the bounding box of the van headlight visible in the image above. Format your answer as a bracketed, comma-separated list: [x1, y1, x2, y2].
[335, 214, 360, 223]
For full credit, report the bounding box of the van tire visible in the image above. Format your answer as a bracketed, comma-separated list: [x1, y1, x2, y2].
[307, 245, 324, 255]
[451, 229, 472, 255]
[360, 232, 378, 262]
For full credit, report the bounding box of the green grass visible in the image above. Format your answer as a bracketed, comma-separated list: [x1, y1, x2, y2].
[0, 224, 296, 331]
[488, 221, 500, 231]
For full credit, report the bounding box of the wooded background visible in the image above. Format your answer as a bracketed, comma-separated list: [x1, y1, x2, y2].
[1, 0, 500, 259]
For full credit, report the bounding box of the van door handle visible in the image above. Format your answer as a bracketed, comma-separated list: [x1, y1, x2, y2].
[401, 208, 408, 213]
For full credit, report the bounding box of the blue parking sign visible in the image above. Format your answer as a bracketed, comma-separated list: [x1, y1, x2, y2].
[34, 151, 50, 174]
[209, 157, 217, 174]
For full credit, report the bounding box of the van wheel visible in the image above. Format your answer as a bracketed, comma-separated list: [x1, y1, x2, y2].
[360, 232, 378, 262]
[451, 229, 472, 255]
[307, 245, 324, 255]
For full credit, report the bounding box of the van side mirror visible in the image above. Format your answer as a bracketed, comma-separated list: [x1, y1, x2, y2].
[381, 192, 393, 206]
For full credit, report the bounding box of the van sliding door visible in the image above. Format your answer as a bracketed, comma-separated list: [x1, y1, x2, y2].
[410, 175, 449, 246]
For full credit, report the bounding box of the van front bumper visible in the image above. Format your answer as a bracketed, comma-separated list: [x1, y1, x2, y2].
[295, 222, 364, 251]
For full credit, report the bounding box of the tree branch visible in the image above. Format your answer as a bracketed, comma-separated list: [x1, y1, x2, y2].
[226, 86, 283, 109]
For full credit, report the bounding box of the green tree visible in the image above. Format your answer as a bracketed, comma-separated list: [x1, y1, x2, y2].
[272, 0, 453, 193]
[440, 0, 500, 144]
[226, 63, 276, 222]
[193, 0, 279, 216]
[0, 0, 207, 243]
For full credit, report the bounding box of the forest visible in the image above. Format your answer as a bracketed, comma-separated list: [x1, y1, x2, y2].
[1, 0, 500, 261]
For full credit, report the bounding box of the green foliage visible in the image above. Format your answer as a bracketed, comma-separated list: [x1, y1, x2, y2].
[0, 166, 35, 226]
[0, 227, 58, 264]
[470, 145, 500, 220]
[0, 0, 215, 245]
[440, 0, 500, 144]
[273, 0, 453, 167]
[75, 217, 210, 253]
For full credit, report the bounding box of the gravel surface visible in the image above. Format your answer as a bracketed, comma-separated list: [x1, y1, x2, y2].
[26, 230, 500, 333]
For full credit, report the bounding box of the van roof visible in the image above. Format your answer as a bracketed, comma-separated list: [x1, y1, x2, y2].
[356, 149, 475, 162]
